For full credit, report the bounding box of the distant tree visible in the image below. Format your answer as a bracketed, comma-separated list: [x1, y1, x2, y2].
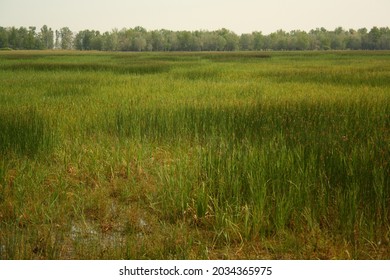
[358, 28, 371, 50]
[15, 27, 29, 49]
[309, 28, 322, 50]
[239, 34, 254, 50]
[102, 30, 119, 51]
[358, 28, 368, 35]
[378, 27, 390, 49]
[177, 31, 193, 51]
[345, 29, 362, 50]
[161, 30, 178, 51]
[252, 31, 264, 50]
[215, 35, 227, 51]
[149, 30, 163, 51]
[371, 27, 381, 48]
[7, 27, 18, 49]
[2, 24, 390, 51]
[75, 30, 102, 50]
[0, 27, 8, 48]
[59, 27, 73, 49]
[317, 28, 331, 50]
[291, 30, 309, 50]
[133, 36, 147, 51]
[40, 25, 54, 49]
[198, 32, 216, 51]
[54, 30, 60, 49]
[74, 32, 83, 50]
[132, 27, 148, 51]
[367, 27, 381, 49]
[117, 28, 131, 51]
[110, 29, 119, 51]
[218, 29, 239, 51]
[90, 31, 103, 50]
[269, 30, 289, 50]
[330, 34, 343, 49]
[133, 26, 147, 34]
[26, 26, 40, 49]
[329, 27, 346, 50]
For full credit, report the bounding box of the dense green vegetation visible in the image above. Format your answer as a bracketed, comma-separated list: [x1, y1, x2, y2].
[0, 51, 389, 259]
[1, 25, 390, 51]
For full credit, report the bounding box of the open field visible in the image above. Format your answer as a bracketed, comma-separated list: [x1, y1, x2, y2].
[0, 50, 389, 259]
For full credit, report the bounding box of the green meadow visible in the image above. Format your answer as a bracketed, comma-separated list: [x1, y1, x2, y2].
[0, 50, 389, 259]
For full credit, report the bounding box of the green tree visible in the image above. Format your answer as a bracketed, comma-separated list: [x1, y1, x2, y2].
[75, 30, 102, 50]
[90, 31, 103, 50]
[74, 30, 89, 50]
[239, 34, 254, 50]
[291, 30, 309, 50]
[26, 26, 39, 49]
[269, 30, 288, 50]
[317, 28, 331, 50]
[102, 30, 119, 51]
[59, 27, 73, 49]
[330, 27, 346, 50]
[378, 27, 390, 49]
[7, 27, 19, 49]
[218, 29, 239, 51]
[40, 25, 54, 49]
[55, 30, 60, 49]
[161, 30, 178, 51]
[149, 30, 164, 51]
[345, 29, 361, 50]
[252, 31, 264, 50]
[117, 28, 132, 51]
[0, 27, 8, 48]
[199, 32, 214, 51]
[132, 27, 147, 51]
[367, 27, 381, 49]
[14, 27, 28, 49]
[177, 31, 193, 51]
[133, 36, 147, 51]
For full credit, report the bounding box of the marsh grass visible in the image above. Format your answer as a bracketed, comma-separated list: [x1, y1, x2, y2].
[0, 107, 55, 157]
[264, 68, 390, 87]
[0, 50, 389, 259]
[1, 61, 171, 75]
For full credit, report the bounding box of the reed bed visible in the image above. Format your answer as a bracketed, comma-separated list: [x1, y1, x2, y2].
[0, 50, 389, 259]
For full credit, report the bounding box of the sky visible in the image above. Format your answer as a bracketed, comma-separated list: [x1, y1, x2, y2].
[0, 0, 389, 34]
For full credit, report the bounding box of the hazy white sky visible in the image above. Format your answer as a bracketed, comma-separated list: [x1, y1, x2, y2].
[0, 0, 389, 34]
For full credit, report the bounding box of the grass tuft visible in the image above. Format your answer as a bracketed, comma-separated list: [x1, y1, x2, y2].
[0, 107, 55, 157]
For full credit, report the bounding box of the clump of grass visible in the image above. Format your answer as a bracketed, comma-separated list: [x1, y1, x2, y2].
[0, 107, 55, 157]
[265, 67, 390, 87]
[45, 81, 92, 98]
[1, 61, 171, 75]
[179, 67, 223, 81]
[204, 52, 271, 62]
[149, 97, 389, 248]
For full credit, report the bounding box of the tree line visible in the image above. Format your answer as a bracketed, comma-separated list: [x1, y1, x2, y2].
[1, 25, 390, 51]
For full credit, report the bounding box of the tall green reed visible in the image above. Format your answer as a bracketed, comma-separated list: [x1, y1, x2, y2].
[0, 107, 55, 157]
[127, 97, 389, 243]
